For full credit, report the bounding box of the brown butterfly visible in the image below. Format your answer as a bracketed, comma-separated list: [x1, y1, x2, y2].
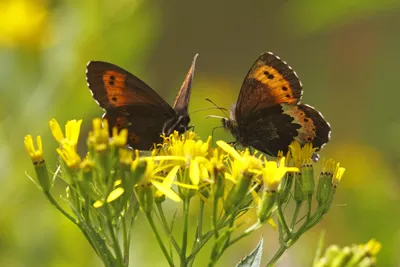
[222, 52, 331, 157]
[86, 54, 198, 150]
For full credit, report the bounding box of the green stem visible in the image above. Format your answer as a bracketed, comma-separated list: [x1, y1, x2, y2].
[146, 212, 175, 267]
[290, 201, 302, 231]
[181, 198, 190, 267]
[105, 204, 124, 266]
[276, 198, 291, 236]
[212, 196, 219, 238]
[306, 195, 312, 221]
[122, 215, 129, 265]
[187, 218, 232, 262]
[188, 200, 205, 267]
[226, 222, 261, 247]
[156, 202, 181, 254]
[44, 191, 78, 225]
[266, 245, 287, 266]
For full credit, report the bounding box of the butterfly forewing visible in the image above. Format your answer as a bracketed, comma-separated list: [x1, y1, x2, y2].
[173, 54, 198, 114]
[236, 52, 303, 121]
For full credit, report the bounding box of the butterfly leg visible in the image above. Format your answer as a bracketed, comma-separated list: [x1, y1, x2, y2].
[211, 126, 224, 145]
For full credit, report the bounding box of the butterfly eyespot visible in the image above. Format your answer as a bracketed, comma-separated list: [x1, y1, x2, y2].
[285, 94, 290, 98]
[109, 75, 115, 80]
[111, 97, 117, 102]
[263, 71, 270, 76]
[312, 128, 316, 131]
[282, 86, 288, 91]
[267, 74, 274, 79]
[307, 137, 312, 141]
[304, 118, 309, 122]
[109, 80, 115, 86]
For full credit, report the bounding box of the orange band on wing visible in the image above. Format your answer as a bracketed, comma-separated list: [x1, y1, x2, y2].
[249, 65, 297, 104]
[103, 70, 128, 107]
[281, 104, 316, 144]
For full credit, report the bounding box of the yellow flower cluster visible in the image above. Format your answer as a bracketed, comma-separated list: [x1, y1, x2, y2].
[24, 118, 345, 222]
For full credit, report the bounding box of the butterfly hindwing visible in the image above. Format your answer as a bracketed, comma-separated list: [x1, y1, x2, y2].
[236, 52, 303, 121]
[282, 103, 331, 150]
[104, 108, 173, 150]
[236, 104, 301, 156]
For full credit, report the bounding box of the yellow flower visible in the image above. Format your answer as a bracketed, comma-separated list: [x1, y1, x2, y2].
[217, 141, 262, 183]
[24, 135, 44, 165]
[333, 163, 345, 187]
[57, 144, 81, 169]
[154, 165, 181, 202]
[111, 127, 128, 148]
[119, 148, 134, 166]
[80, 158, 95, 173]
[364, 239, 382, 256]
[163, 131, 212, 185]
[87, 118, 110, 152]
[260, 157, 299, 192]
[132, 156, 194, 202]
[167, 131, 211, 161]
[0, 0, 50, 47]
[320, 159, 345, 187]
[289, 141, 316, 167]
[49, 118, 82, 148]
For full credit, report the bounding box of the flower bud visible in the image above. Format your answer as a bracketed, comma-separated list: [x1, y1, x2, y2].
[301, 161, 314, 196]
[257, 191, 277, 223]
[34, 161, 51, 192]
[278, 172, 294, 203]
[316, 171, 333, 207]
[293, 172, 306, 202]
[137, 183, 154, 213]
[224, 171, 253, 214]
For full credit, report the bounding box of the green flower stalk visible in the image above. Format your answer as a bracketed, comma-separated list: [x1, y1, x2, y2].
[24, 118, 351, 267]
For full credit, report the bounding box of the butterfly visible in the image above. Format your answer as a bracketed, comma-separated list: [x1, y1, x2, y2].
[222, 52, 331, 157]
[86, 54, 198, 150]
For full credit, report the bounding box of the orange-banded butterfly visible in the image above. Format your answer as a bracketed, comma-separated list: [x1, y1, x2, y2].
[86, 54, 198, 150]
[222, 52, 330, 158]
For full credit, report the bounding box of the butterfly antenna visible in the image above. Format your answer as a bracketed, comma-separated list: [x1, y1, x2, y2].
[189, 106, 227, 115]
[205, 98, 230, 118]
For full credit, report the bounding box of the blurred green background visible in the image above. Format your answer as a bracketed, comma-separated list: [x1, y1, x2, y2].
[1, 0, 400, 266]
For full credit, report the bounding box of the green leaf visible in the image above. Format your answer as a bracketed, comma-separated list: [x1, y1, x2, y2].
[236, 237, 264, 267]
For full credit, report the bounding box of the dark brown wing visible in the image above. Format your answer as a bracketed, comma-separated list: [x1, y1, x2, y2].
[104, 106, 174, 150]
[172, 54, 198, 115]
[237, 104, 301, 156]
[86, 61, 174, 114]
[86, 61, 177, 149]
[235, 52, 303, 121]
[235, 103, 330, 156]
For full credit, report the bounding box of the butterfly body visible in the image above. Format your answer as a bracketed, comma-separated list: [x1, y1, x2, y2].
[223, 52, 330, 157]
[87, 55, 198, 150]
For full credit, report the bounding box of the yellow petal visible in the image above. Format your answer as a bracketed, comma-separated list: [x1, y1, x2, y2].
[189, 160, 200, 185]
[151, 180, 181, 202]
[93, 200, 104, 208]
[216, 140, 242, 162]
[49, 118, 64, 143]
[106, 187, 124, 203]
[163, 165, 180, 187]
